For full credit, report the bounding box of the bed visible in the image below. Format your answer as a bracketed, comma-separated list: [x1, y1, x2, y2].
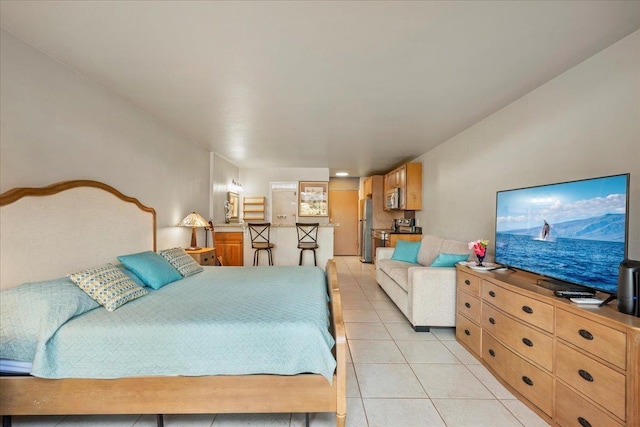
[0, 180, 346, 427]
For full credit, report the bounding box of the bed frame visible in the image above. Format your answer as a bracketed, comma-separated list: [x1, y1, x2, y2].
[0, 180, 346, 427]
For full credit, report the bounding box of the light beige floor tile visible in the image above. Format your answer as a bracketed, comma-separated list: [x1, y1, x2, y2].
[342, 298, 375, 310]
[56, 415, 141, 426]
[411, 364, 493, 399]
[433, 399, 524, 427]
[501, 399, 551, 427]
[345, 397, 367, 427]
[362, 398, 446, 427]
[384, 323, 437, 341]
[442, 339, 482, 365]
[340, 288, 368, 300]
[343, 309, 380, 323]
[346, 362, 361, 398]
[395, 340, 460, 364]
[135, 414, 215, 426]
[370, 299, 400, 311]
[345, 322, 392, 340]
[349, 340, 406, 363]
[12, 416, 66, 427]
[211, 413, 289, 426]
[375, 308, 408, 323]
[467, 364, 515, 400]
[362, 287, 391, 301]
[354, 363, 426, 398]
[430, 327, 456, 341]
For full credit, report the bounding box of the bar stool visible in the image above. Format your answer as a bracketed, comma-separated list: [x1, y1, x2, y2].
[248, 223, 275, 266]
[296, 223, 319, 266]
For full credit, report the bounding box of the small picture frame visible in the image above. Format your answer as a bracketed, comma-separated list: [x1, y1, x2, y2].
[298, 181, 329, 217]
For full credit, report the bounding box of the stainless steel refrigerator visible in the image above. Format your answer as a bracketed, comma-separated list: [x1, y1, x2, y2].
[360, 198, 373, 263]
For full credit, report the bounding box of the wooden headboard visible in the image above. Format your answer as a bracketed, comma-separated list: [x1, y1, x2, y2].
[0, 180, 156, 290]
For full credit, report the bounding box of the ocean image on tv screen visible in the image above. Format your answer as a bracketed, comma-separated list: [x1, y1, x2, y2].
[495, 175, 628, 294]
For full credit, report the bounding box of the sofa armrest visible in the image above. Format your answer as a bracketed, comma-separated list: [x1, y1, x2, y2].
[406, 266, 457, 327]
[376, 247, 395, 261]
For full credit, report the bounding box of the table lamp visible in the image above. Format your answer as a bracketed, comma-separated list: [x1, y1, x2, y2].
[177, 212, 209, 250]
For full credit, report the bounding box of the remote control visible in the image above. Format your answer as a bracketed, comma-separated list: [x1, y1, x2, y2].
[554, 290, 596, 298]
[569, 298, 604, 305]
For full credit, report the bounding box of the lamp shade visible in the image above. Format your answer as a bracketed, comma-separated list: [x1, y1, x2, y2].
[177, 212, 209, 250]
[177, 212, 209, 228]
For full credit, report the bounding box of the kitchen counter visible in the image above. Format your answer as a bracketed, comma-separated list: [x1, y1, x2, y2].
[213, 223, 336, 268]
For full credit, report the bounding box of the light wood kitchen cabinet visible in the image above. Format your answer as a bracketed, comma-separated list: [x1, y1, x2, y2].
[383, 162, 422, 210]
[214, 232, 243, 266]
[361, 176, 373, 198]
[455, 265, 640, 426]
[387, 234, 422, 247]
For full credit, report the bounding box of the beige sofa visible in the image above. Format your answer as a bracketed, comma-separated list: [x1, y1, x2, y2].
[375, 235, 470, 331]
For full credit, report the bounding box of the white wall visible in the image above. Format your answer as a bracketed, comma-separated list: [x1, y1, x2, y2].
[240, 167, 330, 224]
[414, 30, 640, 259]
[211, 153, 240, 223]
[0, 30, 211, 250]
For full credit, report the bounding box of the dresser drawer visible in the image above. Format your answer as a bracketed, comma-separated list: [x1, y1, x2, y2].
[482, 280, 554, 332]
[457, 290, 481, 324]
[199, 253, 216, 266]
[555, 381, 623, 427]
[457, 271, 481, 296]
[456, 314, 481, 356]
[556, 342, 626, 421]
[482, 331, 553, 416]
[556, 308, 626, 370]
[481, 304, 553, 372]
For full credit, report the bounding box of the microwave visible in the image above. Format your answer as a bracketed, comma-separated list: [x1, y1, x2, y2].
[385, 188, 400, 210]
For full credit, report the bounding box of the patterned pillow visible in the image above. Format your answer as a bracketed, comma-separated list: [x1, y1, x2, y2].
[159, 247, 204, 277]
[68, 263, 148, 312]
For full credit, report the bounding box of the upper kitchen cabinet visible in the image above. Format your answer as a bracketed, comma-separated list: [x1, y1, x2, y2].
[361, 176, 373, 198]
[384, 163, 422, 210]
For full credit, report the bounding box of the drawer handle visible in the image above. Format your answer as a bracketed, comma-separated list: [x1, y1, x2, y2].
[522, 338, 533, 347]
[522, 376, 534, 386]
[489, 317, 496, 325]
[464, 329, 470, 336]
[489, 290, 496, 297]
[577, 417, 592, 427]
[578, 369, 594, 382]
[578, 329, 594, 340]
[464, 302, 471, 308]
[522, 305, 533, 314]
[465, 279, 471, 285]
[489, 349, 496, 357]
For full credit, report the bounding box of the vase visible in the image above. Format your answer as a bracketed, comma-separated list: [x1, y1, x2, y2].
[477, 255, 485, 266]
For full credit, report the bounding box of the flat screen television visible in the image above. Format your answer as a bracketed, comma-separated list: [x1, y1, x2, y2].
[495, 173, 630, 295]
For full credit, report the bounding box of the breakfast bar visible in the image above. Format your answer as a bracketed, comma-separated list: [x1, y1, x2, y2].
[214, 223, 336, 268]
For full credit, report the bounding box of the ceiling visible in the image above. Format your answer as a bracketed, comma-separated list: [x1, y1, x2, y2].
[1, 1, 639, 177]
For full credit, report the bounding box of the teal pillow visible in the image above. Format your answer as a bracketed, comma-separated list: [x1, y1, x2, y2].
[117, 251, 182, 290]
[390, 240, 421, 264]
[429, 253, 470, 267]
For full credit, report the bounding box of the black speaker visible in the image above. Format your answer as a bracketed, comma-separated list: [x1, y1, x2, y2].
[617, 259, 640, 316]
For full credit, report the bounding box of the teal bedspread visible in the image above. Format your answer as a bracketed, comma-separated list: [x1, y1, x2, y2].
[31, 266, 336, 382]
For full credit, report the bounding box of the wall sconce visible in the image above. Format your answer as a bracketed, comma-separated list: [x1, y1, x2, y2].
[229, 179, 243, 193]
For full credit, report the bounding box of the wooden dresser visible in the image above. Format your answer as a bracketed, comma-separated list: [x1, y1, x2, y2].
[456, 265, 640, 427]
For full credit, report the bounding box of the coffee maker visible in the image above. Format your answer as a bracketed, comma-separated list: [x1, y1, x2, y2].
[618, 259, 640, 316]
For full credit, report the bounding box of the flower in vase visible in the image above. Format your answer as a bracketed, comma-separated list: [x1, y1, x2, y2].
[468, 239, 489, 265]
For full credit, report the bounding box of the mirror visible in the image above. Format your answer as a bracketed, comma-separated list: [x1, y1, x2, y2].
[226, 192, 239, 223]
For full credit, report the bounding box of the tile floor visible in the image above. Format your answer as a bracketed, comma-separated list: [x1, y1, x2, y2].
[10, 256, 550, 427]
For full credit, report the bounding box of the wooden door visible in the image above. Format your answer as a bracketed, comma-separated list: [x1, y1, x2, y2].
[329, 189, 359, 255]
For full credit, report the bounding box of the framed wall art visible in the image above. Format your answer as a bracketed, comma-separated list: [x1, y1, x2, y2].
[298, 181, 329, 217]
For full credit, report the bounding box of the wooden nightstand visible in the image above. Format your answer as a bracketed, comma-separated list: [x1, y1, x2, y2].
[185, 247, 216, 266]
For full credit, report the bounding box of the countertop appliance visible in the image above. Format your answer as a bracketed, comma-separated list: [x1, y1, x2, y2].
[394, 218, 416, 233]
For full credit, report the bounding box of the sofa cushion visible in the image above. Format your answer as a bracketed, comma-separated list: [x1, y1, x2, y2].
[440, 240, 471, 258]
[378, 258, 412, 292]
[417, 235, 445, 266]
[391, 240, 421, 264]
[430, 253, 470, 267]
